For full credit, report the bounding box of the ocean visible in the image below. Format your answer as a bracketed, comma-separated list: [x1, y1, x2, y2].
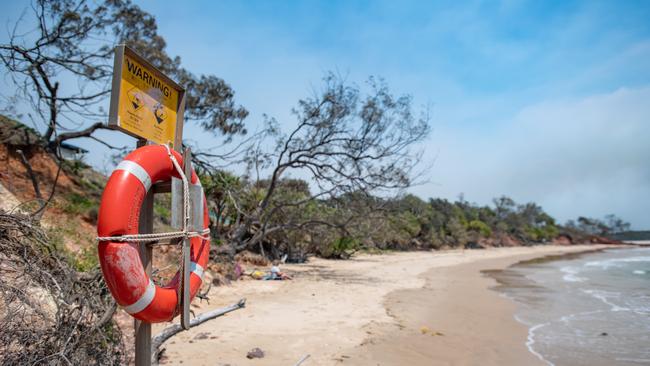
[490, 246, 650, 366]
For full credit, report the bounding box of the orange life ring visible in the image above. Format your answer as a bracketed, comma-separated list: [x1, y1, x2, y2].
[97, 145, 210, 323]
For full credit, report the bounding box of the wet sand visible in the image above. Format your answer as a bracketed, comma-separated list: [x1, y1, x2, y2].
[150, 245, 618, 365]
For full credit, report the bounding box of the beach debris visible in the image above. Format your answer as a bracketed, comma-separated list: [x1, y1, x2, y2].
[251, 270, 266, 280]
[420, 326, 444, 336]
[194, 332, 210, 340]
[260, 261, 294, 280]
[600, 332, 608, 336]
[333, 355, 350, 362]
[233, 262, 244, 279]
[247, 347, 265, 359]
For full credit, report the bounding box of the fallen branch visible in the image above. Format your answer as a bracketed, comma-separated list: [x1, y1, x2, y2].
[151, 298, 247, 364]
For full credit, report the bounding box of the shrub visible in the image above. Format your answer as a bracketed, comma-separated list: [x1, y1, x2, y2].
[62, 192, 95, 215]
[322, 237, 360, 259]
[467, 220, 492, 237]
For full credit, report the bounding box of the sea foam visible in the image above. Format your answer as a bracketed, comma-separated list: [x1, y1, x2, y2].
[560, 266, 586, 282]
[585, 256, 650, 269]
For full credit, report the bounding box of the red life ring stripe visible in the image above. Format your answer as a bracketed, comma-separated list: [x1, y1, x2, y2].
[97, 145, 210, 323]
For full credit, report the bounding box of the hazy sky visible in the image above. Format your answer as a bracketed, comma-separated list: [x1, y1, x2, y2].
[1, 1, 649, 228]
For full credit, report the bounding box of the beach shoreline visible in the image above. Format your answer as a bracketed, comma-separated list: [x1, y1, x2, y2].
[151, 244, 625, 365]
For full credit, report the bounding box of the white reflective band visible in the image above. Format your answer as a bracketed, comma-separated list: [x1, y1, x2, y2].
[122, 279, 156, 314]
[115, 160, 152, 191]
[190, 262, 204, 278]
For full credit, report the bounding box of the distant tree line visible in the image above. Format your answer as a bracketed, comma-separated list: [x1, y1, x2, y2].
[201, 173, 631, 260]
[565, 215, 631, 236]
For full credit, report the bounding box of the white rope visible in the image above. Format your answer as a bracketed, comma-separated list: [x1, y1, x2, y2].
[97, 144, 210, 243]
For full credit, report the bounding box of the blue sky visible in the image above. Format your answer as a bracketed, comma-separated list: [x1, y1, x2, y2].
[2, 1, 649, 228]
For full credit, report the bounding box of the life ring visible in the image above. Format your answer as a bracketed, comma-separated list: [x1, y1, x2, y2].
[97, 145, 210, 323]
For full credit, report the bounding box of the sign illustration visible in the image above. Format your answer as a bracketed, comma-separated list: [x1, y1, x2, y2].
[108, 45, 185, 147]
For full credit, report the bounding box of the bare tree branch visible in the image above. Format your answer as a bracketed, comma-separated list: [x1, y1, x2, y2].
[52, 121, 109, 145]
[16, 149, 42, 200]
[213, 74, 430, 254]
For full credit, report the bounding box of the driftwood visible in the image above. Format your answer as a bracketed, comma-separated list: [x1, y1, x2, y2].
[151, 298, 247, 364]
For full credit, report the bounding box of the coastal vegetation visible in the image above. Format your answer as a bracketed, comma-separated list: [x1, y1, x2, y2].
[1, 111, 629, 261]
[200, 176, 626, 260]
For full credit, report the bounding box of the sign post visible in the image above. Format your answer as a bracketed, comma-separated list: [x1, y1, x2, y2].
[180, 147, 192, 330]
[134, 140, 153, 366]
[108, 44, 191, 366]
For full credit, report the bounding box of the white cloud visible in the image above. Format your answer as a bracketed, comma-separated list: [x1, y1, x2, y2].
[414, 86, 650, 228]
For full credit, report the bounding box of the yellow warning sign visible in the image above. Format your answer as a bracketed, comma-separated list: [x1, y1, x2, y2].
[108, 45, 185, 147]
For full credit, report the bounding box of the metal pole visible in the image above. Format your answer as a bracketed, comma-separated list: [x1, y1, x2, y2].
[180, 147, 192, 330]
[135, 140, 153, 366]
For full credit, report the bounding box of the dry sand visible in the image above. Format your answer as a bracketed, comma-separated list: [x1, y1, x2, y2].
[152, 245, 617, 366]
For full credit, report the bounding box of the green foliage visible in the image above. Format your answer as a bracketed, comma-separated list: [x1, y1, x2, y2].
[62, 192, 96, 215]
[391, 212, 421, 238]
[153, 193, 172, 225]
[259, 191, 578, 257]
[523, 224, 559, 242]
[44, 226, 83, 270]
[566, 214, 631, 237]
[154, 203, 171, 221]
[467, 220, 492, 237]
[447, 217, 470, 247]
[611, 230, 650, 241]
[211, 174, 621, 257]
[323, 237, 360, 259]
[62, 158, 89, 175]
[75, 245, 99, 272]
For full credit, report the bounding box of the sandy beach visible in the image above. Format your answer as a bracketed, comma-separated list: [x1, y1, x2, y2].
[151, 245, 618, 365]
